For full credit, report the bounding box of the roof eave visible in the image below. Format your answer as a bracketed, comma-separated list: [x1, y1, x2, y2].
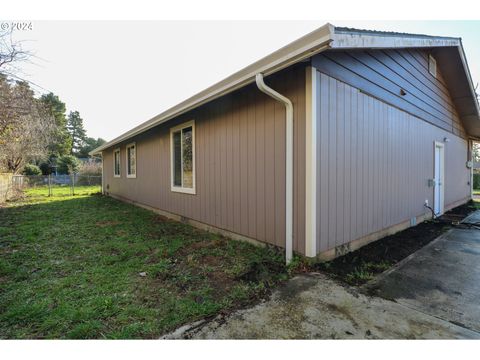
[330, 31, 461, 50]
[457, 43, 480, 120]
[90, 25, 480, 155]
[90, 24, 334, 155]
[330, 30, 480, 138]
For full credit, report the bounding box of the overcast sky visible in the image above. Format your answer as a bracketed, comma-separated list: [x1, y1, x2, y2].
[9, 20, 480, 141]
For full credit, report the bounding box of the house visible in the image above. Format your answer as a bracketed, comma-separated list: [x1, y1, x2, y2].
[91, 24, 480, 263]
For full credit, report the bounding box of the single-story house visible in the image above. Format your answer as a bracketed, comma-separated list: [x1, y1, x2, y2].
[91, 24, 480, 263]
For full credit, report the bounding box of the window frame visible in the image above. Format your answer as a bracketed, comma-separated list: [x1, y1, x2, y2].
[126, 142, 137, 179]
[428, 54, 437, 78]
[170, 120, 196, 194]
[113, 148, 121, 178]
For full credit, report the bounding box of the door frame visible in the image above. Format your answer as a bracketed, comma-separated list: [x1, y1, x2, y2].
[434, 141, 445, 216]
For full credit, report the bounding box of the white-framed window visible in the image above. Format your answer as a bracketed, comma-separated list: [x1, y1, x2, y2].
[126, 142, 136, 178]
[113, 148, 121, 177]
[170, 120, 195, 194]
[429, 54, 437, 78]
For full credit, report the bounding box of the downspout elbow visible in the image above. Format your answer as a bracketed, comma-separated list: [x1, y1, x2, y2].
[255, 73, 294, 265]
[255, 74, 293, 111]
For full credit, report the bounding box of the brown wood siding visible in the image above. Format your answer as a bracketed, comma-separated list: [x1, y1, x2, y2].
[102, 64, 307, 254]
[312, 49, 467, 139]
[314, 72, 471, 253]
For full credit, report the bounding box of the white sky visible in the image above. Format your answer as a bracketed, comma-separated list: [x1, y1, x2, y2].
[9, 20, 480, 141]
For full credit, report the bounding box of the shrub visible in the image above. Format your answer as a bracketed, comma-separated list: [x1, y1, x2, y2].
[474, 173, 480, 190]
[76, 160, 102, 186]
[22, 164, 42, 176]
[39, 162, 52, 175]
[78, 160, 102, 177]
[57, 155, 80, 174]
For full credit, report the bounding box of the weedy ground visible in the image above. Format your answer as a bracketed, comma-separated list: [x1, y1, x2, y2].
[315, 200, 480, 285]
[0, 186, 287, 339]
[4, 185, 476, 337]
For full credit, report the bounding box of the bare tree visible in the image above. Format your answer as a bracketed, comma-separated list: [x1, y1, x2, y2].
[0, 29, 32, 149]
[0, 79, 56, 173]
[0, 29, 57, 173]
[473, 142, 480, 163]
[0, 29, 30, 74]
[0, 74, 15, 137]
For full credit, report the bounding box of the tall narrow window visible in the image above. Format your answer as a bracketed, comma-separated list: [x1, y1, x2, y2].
[114, 148, 121, 177]
[126, 143, 136, 178]
[170, 120, 195, 194]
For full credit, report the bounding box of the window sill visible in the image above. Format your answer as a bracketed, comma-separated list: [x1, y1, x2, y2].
[171, 186, 196, 195]
[127, 174, 136, 179]
[114, 175, 121, 178]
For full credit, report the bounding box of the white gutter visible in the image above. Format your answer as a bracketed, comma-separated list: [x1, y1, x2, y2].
[255, 73, 294, 265]
[89, 25, 333, 155]
[90, 26, 476, 157]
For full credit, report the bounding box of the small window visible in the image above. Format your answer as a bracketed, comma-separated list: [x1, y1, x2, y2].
[126, 142, 136, 178]
[429, 54, 437, 78]
[170, 120, 195, 194]
[114, 148, 121, 177]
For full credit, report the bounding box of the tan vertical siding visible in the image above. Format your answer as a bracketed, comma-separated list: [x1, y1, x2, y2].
[315, 72, 470, 253]
[102, 65, 306, 253]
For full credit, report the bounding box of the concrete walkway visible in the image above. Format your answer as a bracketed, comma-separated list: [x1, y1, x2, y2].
[164, 212, 480, 339]
[164, 273, 478, 339]
[364, 212, 480, 334]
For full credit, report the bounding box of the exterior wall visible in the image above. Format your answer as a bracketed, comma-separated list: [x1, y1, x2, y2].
[313, 71, 470, 254]
[100, 47, 472, 258]
[312, 49, 466, 139]
[102, 64, 307, 254]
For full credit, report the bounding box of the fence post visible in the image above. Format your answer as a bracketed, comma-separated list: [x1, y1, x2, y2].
[72, 173, 75, 196]
[48, 174, 51, 197]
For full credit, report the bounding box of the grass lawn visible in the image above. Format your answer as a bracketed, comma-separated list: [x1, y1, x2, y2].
[473, 189, 480, 195]
[0, 187, 286, 339]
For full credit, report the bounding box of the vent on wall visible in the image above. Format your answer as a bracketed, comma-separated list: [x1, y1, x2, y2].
[429, 54, 437, 78]
[410, 217, 417, 227]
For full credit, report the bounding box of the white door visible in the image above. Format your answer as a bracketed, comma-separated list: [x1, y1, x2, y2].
[434, 142, 445, 215]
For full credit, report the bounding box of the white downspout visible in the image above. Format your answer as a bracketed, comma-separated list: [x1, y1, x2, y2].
[255, 73, 294, 265]
[470, 140, 474, 200]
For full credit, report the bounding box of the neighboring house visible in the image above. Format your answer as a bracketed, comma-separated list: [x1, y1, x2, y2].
[91, 24, 480, 263]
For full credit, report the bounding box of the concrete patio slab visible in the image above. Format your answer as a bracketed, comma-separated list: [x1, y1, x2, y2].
[364, 221, 480, 333]
[163, 273, 479, 339]
[164, 211, 480, 339]
[462, 210, 480, 225]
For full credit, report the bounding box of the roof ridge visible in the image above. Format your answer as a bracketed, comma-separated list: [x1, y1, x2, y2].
[334, 26, 461, 41]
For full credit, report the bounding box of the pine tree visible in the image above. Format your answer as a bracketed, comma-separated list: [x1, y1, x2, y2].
[78, 137, 106, 158]
[67, 111, 87, 155]
[40, 93, 72, 157]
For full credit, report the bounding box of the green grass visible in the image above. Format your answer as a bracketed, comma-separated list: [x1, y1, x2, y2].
[22, 185, 102, 200]
[344, 261, 391, 285]
[0, 187, 286, 339]
[473, 189, 480, 196]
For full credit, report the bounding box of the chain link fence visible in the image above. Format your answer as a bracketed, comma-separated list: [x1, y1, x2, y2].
[11, 174, 102, 197]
